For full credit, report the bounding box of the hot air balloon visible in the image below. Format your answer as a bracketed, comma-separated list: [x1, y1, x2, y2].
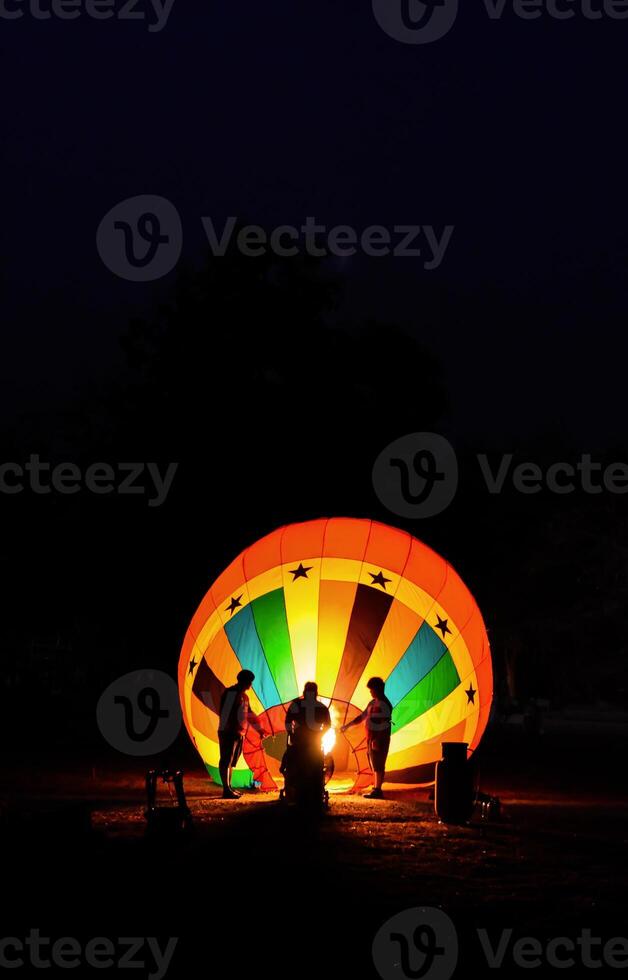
[178, 518, 492, 792]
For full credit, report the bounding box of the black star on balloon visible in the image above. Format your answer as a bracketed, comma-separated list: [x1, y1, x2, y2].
[370, 571, 392, 590]
[465, 685, 476, 705]
[435, 615, 451, 638]
[290, 563, 312, 581]
[226, 595, 243, 616]
[188, 657, 197, 676]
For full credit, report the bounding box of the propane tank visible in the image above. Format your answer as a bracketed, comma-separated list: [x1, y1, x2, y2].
[435, 741, 474, 824]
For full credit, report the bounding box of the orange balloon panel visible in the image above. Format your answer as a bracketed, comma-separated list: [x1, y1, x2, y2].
[179, 518, 493, 789]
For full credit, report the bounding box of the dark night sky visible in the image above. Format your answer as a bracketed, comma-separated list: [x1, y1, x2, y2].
[0, 1, 627, 748]
[2, 2, 627, 444]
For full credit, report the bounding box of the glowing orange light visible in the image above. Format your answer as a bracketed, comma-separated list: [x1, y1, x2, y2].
[322, 728, 336, 755]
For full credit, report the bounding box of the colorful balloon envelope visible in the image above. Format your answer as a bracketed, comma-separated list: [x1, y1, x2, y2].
[178, 518, 492, 791]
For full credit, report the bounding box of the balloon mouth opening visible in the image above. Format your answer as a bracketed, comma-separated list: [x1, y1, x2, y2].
[249, 698, 371, 794]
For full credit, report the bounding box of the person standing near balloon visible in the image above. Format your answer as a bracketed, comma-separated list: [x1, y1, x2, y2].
[285, 681, 332, 744]
[341, 677, 393, 799]
[218, 669, 266, 799]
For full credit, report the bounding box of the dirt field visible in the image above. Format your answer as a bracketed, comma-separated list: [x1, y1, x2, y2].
[3, 726, 627, 977]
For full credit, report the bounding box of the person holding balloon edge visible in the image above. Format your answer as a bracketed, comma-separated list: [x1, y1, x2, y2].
[341, 676, 393, 799]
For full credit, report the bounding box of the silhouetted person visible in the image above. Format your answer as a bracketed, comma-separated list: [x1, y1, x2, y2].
[341, 677, 392, 799]
[282, 682, 332, 804]
[285, 682, 331, 750]
[218, 669, 266, 799]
